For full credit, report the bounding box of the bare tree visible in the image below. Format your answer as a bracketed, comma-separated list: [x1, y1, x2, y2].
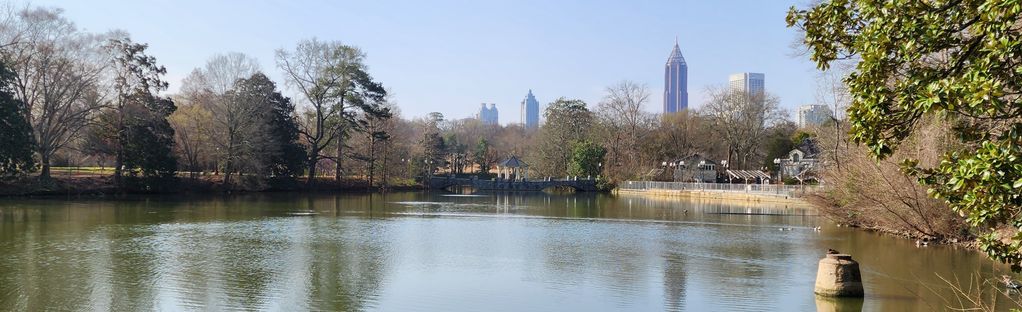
[276, 38, 385, 185]
[169, 97, 211, 178]
[595, 81, 655, 180]
[0, 2, 29, 49]
[814, 68, 852, 172]
[645, 110, 719, 163]
[3, 7, 108, 180]
[179, 53, 262, 186]
[703, 86, 787, 170]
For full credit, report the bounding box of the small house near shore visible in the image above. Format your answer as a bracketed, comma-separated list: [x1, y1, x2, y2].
[777, 138, 821, 183]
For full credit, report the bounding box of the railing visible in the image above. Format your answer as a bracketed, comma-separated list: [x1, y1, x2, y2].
[618, 181, 822, 198]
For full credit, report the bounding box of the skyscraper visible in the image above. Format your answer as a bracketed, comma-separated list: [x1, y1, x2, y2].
[663, 40, 688, 113]
[728, 73, 765, 96]
[477, 103, 498, 125]
[521, 90, 539, 129]
[797, 104, 834, 128]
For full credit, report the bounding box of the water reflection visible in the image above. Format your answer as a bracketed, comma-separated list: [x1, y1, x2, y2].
[0, 192, 1014, 311]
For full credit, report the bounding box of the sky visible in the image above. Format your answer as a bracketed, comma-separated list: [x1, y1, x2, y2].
[32, 0, 821, 124]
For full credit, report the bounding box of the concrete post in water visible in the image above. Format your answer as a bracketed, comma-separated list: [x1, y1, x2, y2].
[814, 253, 864, 297]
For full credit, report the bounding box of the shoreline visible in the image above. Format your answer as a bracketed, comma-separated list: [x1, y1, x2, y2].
[614, 187, 978, 248]
[614, 188, 812, 207]
[0, 175, 426, 198]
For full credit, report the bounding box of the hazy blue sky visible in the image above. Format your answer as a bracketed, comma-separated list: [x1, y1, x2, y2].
[34, 0, 820, 123]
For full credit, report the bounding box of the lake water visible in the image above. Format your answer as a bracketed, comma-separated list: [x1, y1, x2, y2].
[0, 192, 1013, 311]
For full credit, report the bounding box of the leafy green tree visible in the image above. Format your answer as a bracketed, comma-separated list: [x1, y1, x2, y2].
[0, 61, 35, 177]
[122, 95, 177, 180]
[420, 131, 446, 176]
[567, 140, 606, 178]
[443, 133, 469, 175]
[474, 138, 494, 175]
[761, 122, 798, 173]
[534, 98, 593, 177]
[333, 69, 388, 181]
[417, 113, 447, 177]
[266, 93, 307, 178]
[103, 37, 176, 184]
[233, 73, 307, 178]
[350, 103, 393, 188]
[788, 1, 1022, 269]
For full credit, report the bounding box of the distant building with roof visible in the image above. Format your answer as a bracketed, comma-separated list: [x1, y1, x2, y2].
[670, 153, 718, 183]
[477, 103, 498, 125]
[777, 138, 821, 183]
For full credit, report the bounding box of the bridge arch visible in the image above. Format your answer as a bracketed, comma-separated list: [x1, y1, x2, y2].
[428, 177, 597, 192]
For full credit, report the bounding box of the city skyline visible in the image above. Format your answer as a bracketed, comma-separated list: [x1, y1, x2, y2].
[33, 1, 820, 124]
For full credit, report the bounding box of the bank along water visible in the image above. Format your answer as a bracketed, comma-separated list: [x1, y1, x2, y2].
[0, 192, 1013, 311]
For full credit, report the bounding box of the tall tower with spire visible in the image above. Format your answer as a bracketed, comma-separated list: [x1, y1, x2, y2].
[664, 39, 688, 113]
[521, 90, 539, 129]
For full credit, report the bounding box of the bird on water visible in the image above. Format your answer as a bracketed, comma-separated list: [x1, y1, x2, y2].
[826, 249, 840, 255]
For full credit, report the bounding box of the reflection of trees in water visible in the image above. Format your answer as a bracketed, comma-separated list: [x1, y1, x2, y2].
[0, 196, 395, 310]
[2, 193, 1019, 310]
[287, 219, 389, 310]
[661, 251, 687, 312]
[697, 225, 800, 307]
[535, 221, 654, 305]
[104, 224, 161, 310]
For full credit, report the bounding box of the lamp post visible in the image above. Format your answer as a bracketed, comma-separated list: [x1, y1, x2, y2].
[773, 158, 782, 184]
[720, 160, 729, 183]
[698, 160, 706, 183]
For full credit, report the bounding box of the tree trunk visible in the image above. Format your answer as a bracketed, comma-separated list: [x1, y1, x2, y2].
[39, 152, 51, 181]
[307, 146, 319, 187]
[335, 138, 342, 182]
[223, 151, 234, 187]
[113, 150, 123, 185]
[381, 141, 388, 189]
[368, 137, 376, 191]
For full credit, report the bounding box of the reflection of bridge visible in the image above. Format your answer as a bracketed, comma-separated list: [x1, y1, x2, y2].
[428, 176, 598, 192]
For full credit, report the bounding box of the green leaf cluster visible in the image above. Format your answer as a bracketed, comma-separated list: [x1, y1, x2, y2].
[567, 140, 606, 178]
[789, 0, 1022, 269]
[0, 60, 36, 177]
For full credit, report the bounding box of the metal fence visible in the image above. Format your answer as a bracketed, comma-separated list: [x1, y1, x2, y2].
[618, 181, 822, 198]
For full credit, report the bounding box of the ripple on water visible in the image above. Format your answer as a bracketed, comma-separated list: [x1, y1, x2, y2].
[0, 194, 1011, 311]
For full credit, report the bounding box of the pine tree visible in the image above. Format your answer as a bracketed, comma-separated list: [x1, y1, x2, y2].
[0, 61, 35, 177]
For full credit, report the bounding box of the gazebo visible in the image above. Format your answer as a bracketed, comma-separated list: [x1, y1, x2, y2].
[497, 155, 529, 181]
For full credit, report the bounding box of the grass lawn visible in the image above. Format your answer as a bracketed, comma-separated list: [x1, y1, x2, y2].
[49, 167, 116, 175]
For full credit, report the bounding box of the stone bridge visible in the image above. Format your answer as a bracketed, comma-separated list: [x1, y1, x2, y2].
[428, 176, 599, 192]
